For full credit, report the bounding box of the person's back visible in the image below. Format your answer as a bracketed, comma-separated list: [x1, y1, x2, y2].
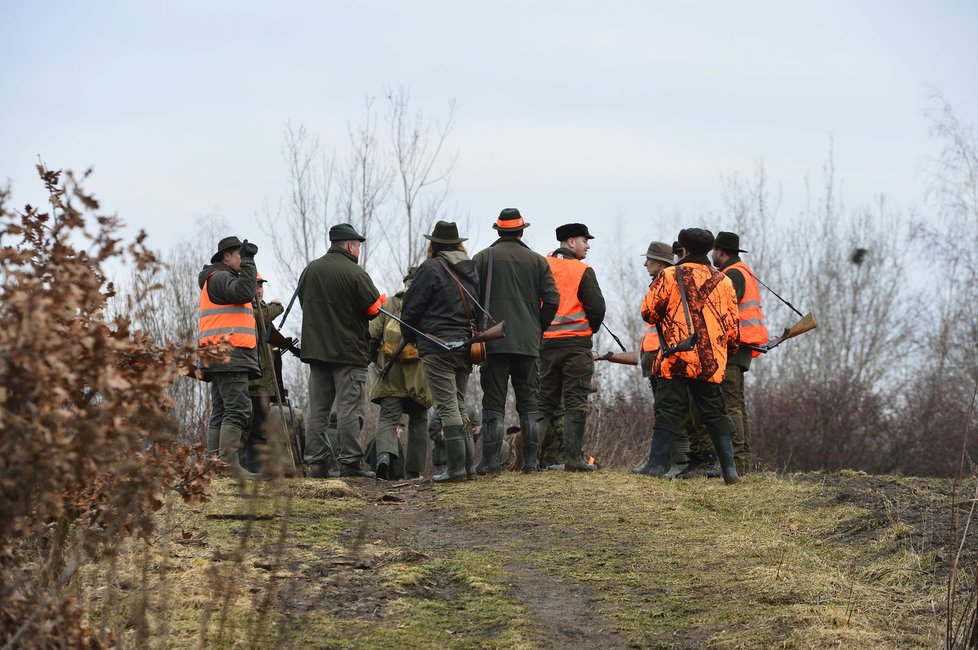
[471, 208, 559, 474]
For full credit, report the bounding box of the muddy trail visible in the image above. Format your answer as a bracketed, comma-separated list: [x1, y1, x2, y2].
[276, 477, 627, 649]
[145, 470, 978, 649]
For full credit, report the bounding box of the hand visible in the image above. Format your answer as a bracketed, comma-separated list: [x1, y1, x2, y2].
[240, 239, 259, 258]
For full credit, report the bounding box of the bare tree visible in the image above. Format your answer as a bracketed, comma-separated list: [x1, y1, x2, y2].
[259, 123, 334, 288]
[383, 86, 458, 274]
[338, 97, 391, 271]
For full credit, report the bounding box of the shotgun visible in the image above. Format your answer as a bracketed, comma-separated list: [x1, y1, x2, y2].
[465, 321, 506, 345]
[741, 312, 817, 354]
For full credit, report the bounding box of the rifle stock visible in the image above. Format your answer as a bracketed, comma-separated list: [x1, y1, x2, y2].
[467, 321, 506, 344]
[593, 350, 639, 366]
[746, 311, 818, 353]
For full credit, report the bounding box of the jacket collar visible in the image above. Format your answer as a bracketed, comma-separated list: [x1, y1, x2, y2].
[328, 245, 359, 264]
[680, 253, 712, 266]
[717, 254, 741, 271]
[491, 236, 528, 249]
[551, 246, 578, 259]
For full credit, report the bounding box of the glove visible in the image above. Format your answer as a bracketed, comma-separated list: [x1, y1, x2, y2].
[240, 239, 259, 258]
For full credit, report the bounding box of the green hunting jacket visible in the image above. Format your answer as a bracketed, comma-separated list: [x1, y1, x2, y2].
[298, 246, 382, 367]
[473, 236, 559, 357]
[249, 300, 285, 397]
[368, 294, 433, 408]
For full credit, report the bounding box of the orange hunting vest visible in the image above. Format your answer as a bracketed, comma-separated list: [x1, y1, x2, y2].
[544, 256, 592, 339]
[640, 323, 660, 352]
[724, 261, 768, 351]
[198, 275, 256, 349]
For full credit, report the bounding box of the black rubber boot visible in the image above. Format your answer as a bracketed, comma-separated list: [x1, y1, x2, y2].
[375, 452, 392, 480]
[711, 433, 741, 485]
[521, 412, 543, 473]
[563, 411, 595, 472]
[629, 429, 673, 477]
[434, 425, 468, 482]
[474, 411, 504, 475]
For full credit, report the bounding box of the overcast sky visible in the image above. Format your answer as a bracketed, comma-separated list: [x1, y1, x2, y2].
[3, 1, 977, 293]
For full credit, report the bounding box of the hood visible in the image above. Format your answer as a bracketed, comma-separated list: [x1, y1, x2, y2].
[437, 250, 478, 284]
[198, 262, 231, 288]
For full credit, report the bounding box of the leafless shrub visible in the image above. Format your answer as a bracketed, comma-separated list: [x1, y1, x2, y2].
[0, 165, 218, 647]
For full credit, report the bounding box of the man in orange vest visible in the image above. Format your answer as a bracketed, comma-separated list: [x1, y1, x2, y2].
[538, 223, 606, 471]
[633, 228, 741, 484]
[711, 231, 769, 474]
[197, 236, 261, 479]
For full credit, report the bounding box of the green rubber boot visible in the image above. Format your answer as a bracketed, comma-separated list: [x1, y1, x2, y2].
[434, 425, 467, 483]
[563, 411, 595, 472]
[219, 425, 259, 479]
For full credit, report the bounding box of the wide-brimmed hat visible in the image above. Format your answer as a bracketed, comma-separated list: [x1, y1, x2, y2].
[714, 231, 747, 253]
[642, 241, 674, 264]
[211, 236, 243, 263]
[493, 208, 530, 232]
[555, 223, 594, 241]
[329, 222, 366, 242]
[677, 228, 715, 255]
[423, 220, 467, 244]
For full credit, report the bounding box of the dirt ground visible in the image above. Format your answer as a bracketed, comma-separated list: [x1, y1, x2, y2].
[255, 471, 976, 649]
[273, 477, 628, 649]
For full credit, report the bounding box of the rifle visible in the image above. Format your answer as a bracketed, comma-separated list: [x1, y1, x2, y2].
[593, 350, 639, 366]
[378, 307, 506, 350]
[741, 312, 817, 354]
[378, 339, 408, 380]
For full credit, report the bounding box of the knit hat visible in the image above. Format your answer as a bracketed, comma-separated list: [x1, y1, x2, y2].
[677, 228, 715, 255]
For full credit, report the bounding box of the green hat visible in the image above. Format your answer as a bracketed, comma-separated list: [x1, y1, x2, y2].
[423, 220, 467, 244]
[329, 223, 366, 242]
[714, 231, 747, 253]
[642, 241, 674, 264]
[211, 235, 243, 263]
[493, 208, 530, 232]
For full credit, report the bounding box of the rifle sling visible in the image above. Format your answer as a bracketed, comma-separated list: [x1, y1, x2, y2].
[435, 256, 478, 335]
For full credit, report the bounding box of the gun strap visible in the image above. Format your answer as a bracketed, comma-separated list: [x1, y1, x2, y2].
[435, 256, 479, 335]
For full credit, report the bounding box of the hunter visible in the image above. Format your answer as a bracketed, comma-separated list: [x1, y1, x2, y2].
[367, 267, 432, 480]
[538, 223, 606, 472]
[400, 221, 480, 482]
[299, 223, 385, 479]
[711, 231, 769, 474]
[633, 227, 741, 485]
[473, 208, 560, 474]
[197, 236, 261, 479]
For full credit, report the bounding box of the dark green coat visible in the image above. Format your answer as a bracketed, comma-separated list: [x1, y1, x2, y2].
[196, 258, 261, 379]
[298, 246, 381, 367]
[473, 237, 559, 357]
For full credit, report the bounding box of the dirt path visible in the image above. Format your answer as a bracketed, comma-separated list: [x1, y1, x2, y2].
[276, 477, 627, 649]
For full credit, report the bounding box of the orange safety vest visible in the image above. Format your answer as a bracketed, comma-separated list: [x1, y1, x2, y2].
[544, 256, 592, 339]
[640, 323, 660, 352]
[724, 261, 768, 354]
[198, 276, 257, 349]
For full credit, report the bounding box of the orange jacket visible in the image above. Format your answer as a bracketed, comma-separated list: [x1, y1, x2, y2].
[544, 257, 592, 339]
[198, 277, 256, 349]
[641, 261, 739, 384]
[723, 260, 768, 356]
